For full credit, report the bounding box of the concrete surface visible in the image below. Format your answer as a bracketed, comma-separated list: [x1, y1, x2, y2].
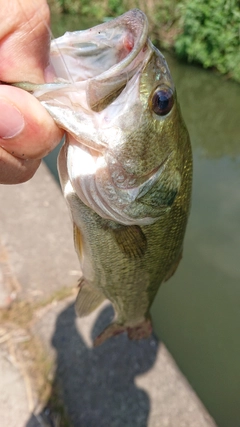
[0, 162, 217, 427]
[0, 162, 80, 302]
[0, 348, 31, 426]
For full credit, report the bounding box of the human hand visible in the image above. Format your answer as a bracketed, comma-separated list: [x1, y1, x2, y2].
[0, 0, 63, 184]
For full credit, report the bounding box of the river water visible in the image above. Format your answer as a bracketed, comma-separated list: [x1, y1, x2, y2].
[46, 13, 240, 427]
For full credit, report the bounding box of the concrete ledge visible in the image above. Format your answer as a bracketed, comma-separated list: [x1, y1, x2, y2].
[0, 348, 31, 426]
[0, 163, 217, 426]
[0, 163, 80, 303]
[33, 299, 217, 427]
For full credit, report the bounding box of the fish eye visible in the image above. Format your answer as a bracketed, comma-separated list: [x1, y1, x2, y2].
[151, 86, 174, 116]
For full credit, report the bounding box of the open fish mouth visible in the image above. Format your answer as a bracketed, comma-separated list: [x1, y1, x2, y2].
[50, 9, 149, 82]
[48, 9, 151, 112]
[22, 10, 154, 155]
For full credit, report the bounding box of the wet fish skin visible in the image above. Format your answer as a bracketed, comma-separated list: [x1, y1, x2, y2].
[9, 9, 192, 345]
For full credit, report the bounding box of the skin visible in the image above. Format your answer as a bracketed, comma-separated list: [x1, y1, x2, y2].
[0, 0, 63, 184]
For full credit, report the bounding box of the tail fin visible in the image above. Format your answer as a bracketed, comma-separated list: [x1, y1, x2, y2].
[93, 318, 152, 347]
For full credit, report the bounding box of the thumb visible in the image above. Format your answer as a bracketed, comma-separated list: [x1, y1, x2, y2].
[0, 85, 63, 159]
[0, 85, 63, 185]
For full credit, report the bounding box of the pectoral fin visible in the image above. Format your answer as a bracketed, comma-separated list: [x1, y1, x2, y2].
[110, 224, 147, 258]
[75, 279, 106, 317]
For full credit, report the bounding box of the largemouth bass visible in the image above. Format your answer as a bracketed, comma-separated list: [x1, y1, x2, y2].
[15, 9, 192, 346]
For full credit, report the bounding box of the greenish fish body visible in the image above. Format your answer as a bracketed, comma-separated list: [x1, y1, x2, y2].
[18, 10, 192, 345]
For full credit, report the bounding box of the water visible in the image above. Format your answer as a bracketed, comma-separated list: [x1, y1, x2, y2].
[46, 14, 240, 427]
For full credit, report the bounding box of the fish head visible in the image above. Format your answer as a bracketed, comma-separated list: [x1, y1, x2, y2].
[102, 45, 180, 187]
[86, 44, 189, 225]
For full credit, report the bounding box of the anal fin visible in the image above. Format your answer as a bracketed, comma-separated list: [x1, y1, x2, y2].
[75, 279, 106, 318]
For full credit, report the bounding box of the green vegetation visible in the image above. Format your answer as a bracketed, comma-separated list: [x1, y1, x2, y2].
[175, 0, 240, 82]
[48, 0, 240, 83]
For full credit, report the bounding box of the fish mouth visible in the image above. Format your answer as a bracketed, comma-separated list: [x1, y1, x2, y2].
[84, 9, 150, 110]
[50, 9, 151, 111]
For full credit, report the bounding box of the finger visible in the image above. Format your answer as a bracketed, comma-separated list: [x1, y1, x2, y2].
[0, 147, 41, 184]
[0, 85, 64, 159]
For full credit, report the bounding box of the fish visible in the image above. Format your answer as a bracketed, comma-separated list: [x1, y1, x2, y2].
[14, 9, 192, 346]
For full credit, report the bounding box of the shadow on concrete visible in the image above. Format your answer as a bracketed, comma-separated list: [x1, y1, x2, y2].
[26, 303, 159, 427]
